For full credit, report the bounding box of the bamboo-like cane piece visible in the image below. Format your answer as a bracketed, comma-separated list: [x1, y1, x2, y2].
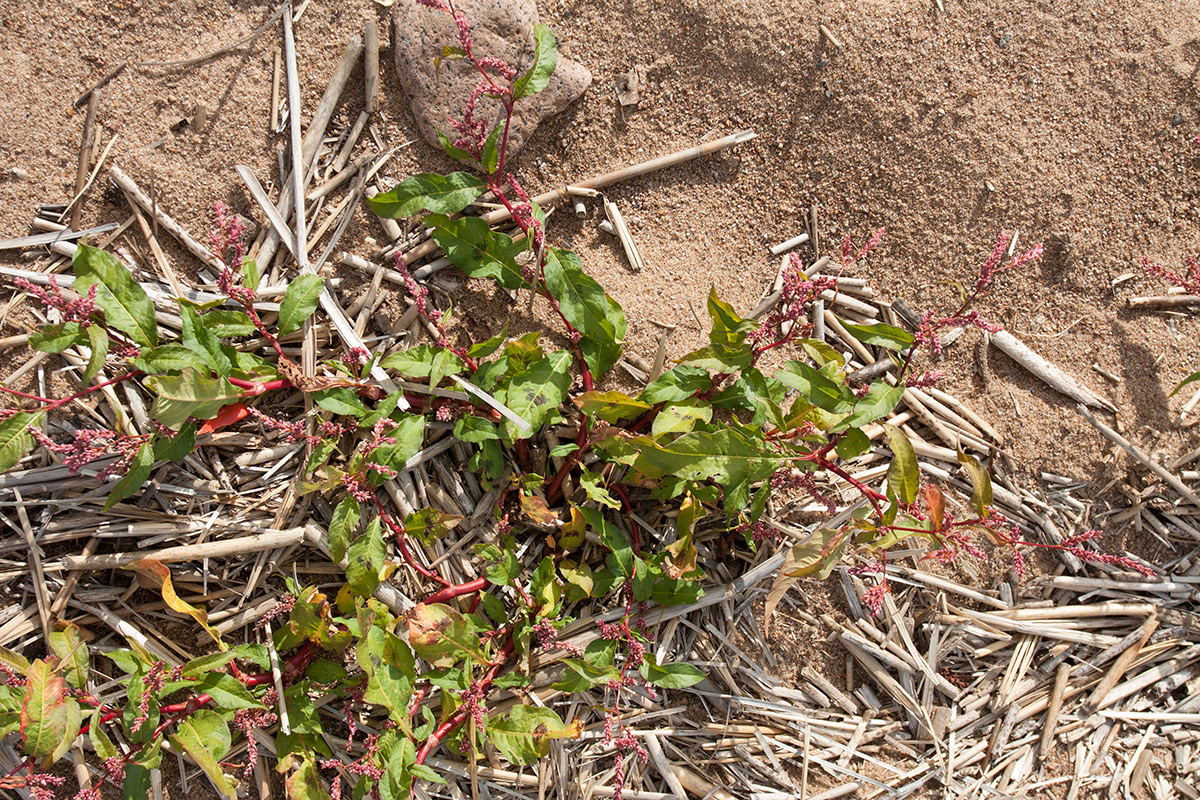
[991, 330, 1116, 412]
[109, 165, 225, 272]
[70, 90, 102, 230]
[63, 528, 307, 570]
[364, 18, 379, 114]
[1076, 404, 1200, 508]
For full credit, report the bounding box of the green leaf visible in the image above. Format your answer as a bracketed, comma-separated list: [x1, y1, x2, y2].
[543, 248, 625, 378]
[48, 623, 89, 689]
[775, 361, 854, 414]
[192, 672, 261, 710]
[583, 507, 632, 579]
[579, 469, 620, 509]
[485, 705, 579, 766]
[199, 309, 256, 338]
[603, 426, 791, 491]
[314, 387, 367, 417]
[480, 124, 503, 174]
[20, 658, 80, 762]
[651, 399, 713, 437]
[346, 517, 385, 596]
[182, 709, 232, 759]
[401, 508, 461, 546]
[30, 322, 85, 353]
[241, 259, 260, 291]
[82, 324, 109, 386]
[638, 653, 705, 689]
[367, 173, 487, 218]
[840, 382, 904, 429]
[89, 709, 118, 760]
[427, 214, 526, 290]
[640, 365, 712, 404]
[679, 342, 754, 373]
[406, 603, 489, 667]
[132, 343, 209, 374]
[574, 390, 652, 424]
[279, 274, 324, 335]
[0, 411, 42, 473]
[146, 369, 241, 431]
[1172, 369, 1200, 397]
[530, 556, 562, 615]
[329, 497, 360, 564]
[380, 346, 466, 388]
[958, 449, 993, 518]
[839, 319, 915, 351]
[497, 350, 573, 439]
[436, 129, 475, 162]
[104, 444, 154, 509]
[706, 287, 755, 347]
[123, 764, 152, 800]
[181, 305, 231, 376]
[170, 710, 236, 798]
[834, 428, 871, 459]
[366, 414, 425, 485]
[512, 23, 558, 99]
[153, 424, 195, 462]
[73, 244, 157, 346]
[883, 423, 919, 504]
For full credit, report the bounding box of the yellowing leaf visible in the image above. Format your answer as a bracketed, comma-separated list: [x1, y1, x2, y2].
[126, 559, 224, 648]
[20, 658, 80, 764]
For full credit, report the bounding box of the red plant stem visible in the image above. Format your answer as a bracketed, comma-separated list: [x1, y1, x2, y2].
[1, 370, 141, 412]
[228, 376, 292, 395]
[545, 418, 591, 502]
[414, 639, 516, 766]
[610, 483, 640, 554]
[372, 496, 451, 586]
[423, 577, 488, 605]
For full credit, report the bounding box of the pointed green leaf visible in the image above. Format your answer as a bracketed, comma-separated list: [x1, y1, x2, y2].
[639, 366, 712, 404]
[367, 173, 486, 218]
[427, 214, 526, 290]
[82, 324, 109, 386]
[146, 369, 240, 430]
[883, 423, 919, 504]
[131, 343, 209, 374]
[651, 399, 713, 437]
[638, 653, 705, 689]
[775, 361, 854, 414]
[839, 319, 915, 351]
[278, 274, 324, 335]
[346, 517, 385, 596]
[512, 24, 558, 99]
[181, 305, 231, 376]
[573, 391, 652, 423]
[840, 382, 904, 429]
[73, 244, 157, 346]
[542, 248, 626, 379]
[0, 411, 42, 473]
[380, 346, 466, 388]
[48, 623, 89, 689]
[329, 497, 360, 564]
[29, 322, 85, 353]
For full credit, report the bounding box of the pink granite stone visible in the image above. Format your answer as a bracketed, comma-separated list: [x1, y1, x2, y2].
[393, 0, 591, 163]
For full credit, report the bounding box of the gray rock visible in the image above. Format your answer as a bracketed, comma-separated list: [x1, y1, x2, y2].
[394, 0, 591, 163]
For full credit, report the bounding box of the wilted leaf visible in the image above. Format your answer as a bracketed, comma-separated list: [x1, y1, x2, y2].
[127, 559, 223, 647]
[82, 324, 109, 386]
[763, 528, 849, 634]
[957, 449, 993, 518]
[406, 603, 488, 667]
[573, 390, 652, 423]
[664, 493, 700, 578]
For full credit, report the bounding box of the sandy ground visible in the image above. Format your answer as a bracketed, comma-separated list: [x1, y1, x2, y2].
[1, 0, 1199, 794]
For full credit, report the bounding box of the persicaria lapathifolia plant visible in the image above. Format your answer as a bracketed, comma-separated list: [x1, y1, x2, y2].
[0, 4, 1152, 798]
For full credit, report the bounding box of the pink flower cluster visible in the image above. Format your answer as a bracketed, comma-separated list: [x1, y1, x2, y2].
[750, 253, 839, 345]
[840, 226, 886, 271]
[533, 619, 584, 657]
[247, 407, 351, 448]
[33, 427, 146, 479]
[974, 230, 1043, 297]
[210, 201, 247, 271]
[233, 708, 279, 778]
[1059, 530, 1155, 577]
[13, 276, 99, 328]
[1143, 254, 1200, 296]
